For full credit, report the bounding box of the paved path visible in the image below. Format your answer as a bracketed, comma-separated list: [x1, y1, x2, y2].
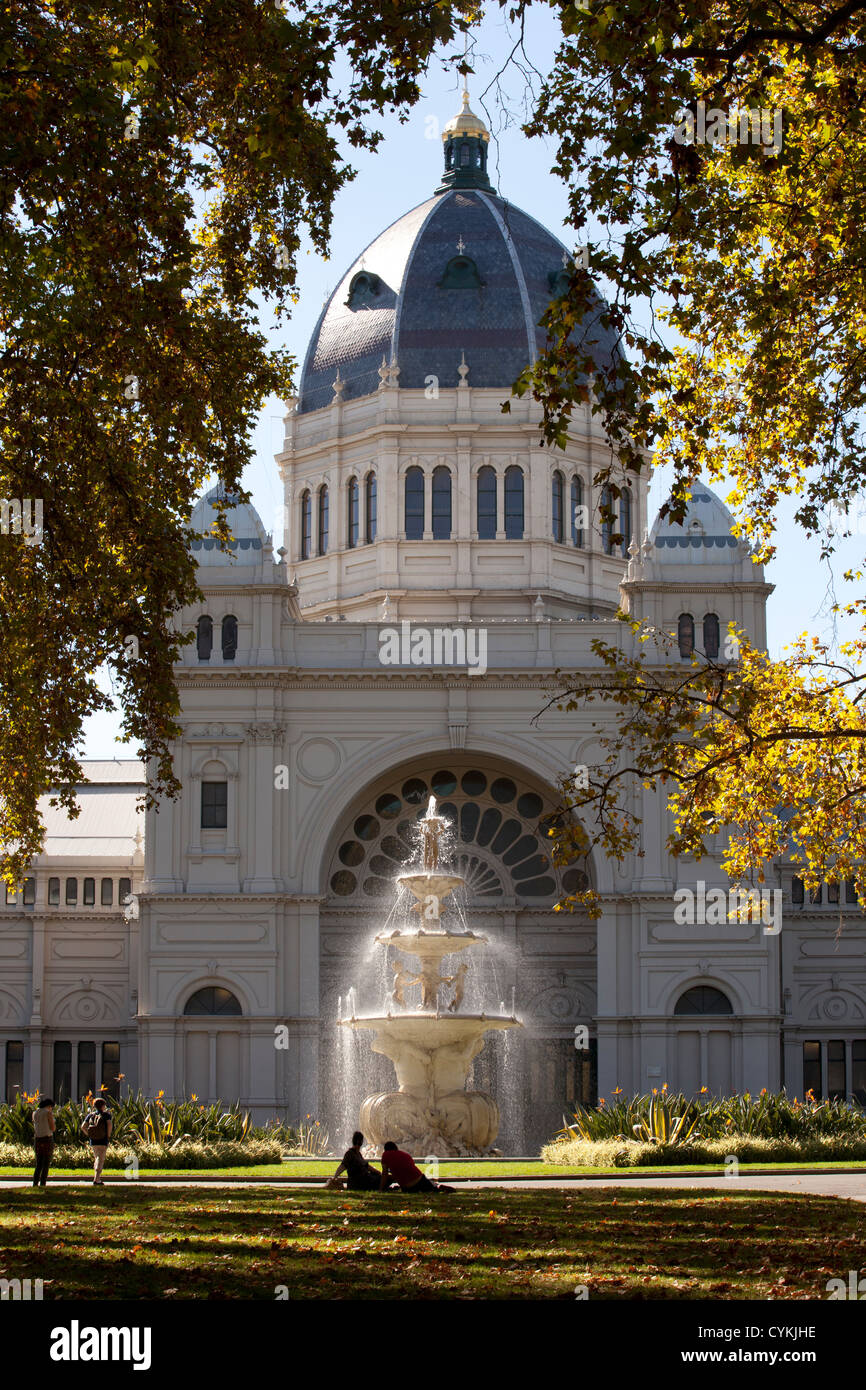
[3, 1173, 866, 1199]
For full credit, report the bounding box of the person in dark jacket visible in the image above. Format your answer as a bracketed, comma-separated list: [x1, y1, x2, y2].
[330, 1132, 382, 1190]
[81, 1096, 113, 1184]
[32, 1097, 55, 1188]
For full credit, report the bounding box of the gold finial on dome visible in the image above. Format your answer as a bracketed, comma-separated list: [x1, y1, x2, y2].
[442, 88, 490, 143]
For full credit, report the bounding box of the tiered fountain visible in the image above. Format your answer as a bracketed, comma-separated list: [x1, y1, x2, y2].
[340, 796, 522, 1156]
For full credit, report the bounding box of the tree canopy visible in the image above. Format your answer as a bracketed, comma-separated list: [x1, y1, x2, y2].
[0, 0, 473, 880]
[511, 1, 866, 906]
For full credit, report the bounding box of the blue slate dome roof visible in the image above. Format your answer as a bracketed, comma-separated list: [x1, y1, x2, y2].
[650, 484, 744, 564]
[189, 485, 268, 566]
[297, 171, 619, 414]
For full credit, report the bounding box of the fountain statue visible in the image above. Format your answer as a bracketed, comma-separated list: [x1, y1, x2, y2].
[340, 795, 522, 1156]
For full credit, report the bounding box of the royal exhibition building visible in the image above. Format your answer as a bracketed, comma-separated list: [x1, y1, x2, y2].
[2, 95, 864, 1153]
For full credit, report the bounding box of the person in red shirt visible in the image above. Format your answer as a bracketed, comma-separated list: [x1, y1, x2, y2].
[378, 1141, 454, 1194]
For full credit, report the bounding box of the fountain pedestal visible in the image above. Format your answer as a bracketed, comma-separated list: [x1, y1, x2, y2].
[340, 797, 522, 1156]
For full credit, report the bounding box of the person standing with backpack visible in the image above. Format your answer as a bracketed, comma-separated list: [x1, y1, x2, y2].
[32, 1097, 55, 1188]
[81, 1096, 112, 1184]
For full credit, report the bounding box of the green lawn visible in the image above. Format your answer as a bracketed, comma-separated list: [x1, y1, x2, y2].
[0, 1186, 860, 1299]
[3, 1158, 866, 1180]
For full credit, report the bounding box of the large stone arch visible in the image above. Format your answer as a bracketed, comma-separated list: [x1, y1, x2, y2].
[294, 726, 617, 897]
[315, 749, 599, 1153]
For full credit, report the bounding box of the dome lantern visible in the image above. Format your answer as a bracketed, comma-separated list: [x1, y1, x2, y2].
[436, 89, 494, 194]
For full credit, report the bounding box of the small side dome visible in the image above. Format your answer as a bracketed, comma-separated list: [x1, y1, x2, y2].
[189, 485, 268, 566]
[650, 484, 744, 566]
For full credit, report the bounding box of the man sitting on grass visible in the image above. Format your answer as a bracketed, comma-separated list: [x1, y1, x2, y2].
[378, 1141, 454, 1194]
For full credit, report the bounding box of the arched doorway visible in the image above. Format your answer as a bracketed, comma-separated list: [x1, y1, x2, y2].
[181, 986, 243, 1103]
[671, 985, 734, 1096]
[319, 757, 596, 1152]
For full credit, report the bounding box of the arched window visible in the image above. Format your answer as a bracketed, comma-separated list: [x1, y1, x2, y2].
[703, 613, 720, 660]
[300, 490, 312, 560]
[477, 466, 497, 540]
[552, 470, 564, 544]
[432, 466, 452, 540]
[405, 466, 424, 539]
[365, 472, 377, 544]
[221, 615, 238, 661]
[674, 986, 733, 1016]
[196, 616, 213, 661]
[600, 485, 613, 554]
[504, 466, 524, 540]
[677, 613, 695, 658]
[317, 485, 329, 555]
[183, 986, 242, 1016]
[347, 477, 359, 549]
[619, 487, 632, 556]
[571, 476, 584, 548]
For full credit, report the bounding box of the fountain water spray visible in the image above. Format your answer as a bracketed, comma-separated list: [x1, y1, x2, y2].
[339, 795, 522, 1156]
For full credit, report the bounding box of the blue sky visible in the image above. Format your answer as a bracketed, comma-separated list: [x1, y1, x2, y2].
[81, 4, 861, 757]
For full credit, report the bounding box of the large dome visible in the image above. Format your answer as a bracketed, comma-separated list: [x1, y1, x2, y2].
[297, 105, 618, 414]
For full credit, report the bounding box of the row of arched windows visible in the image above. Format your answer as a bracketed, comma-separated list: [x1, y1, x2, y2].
[677, 613, 721, 659]
[196, 615, 237, 661]
[300, 474, 377, 560]
[297, 468, 634, 551]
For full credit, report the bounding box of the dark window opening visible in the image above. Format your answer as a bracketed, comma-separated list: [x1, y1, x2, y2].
[552, 471, 564, 544]
[803, 1040, 821, 1099]
[196, 615, 213, 661]
[405, 467, 424, 540]
[300, 490, 312, 559]
[504, 466, 524, 540]
[221, 615, 238, 661]
[101, 878, 113, 907]
[201, 781, 228, 830]
[83, 878, 95, 907]
[317, 485, 329, 556]
[703, 613, 720, 660]
[678, 613, 695, 658]
[348, 478, 359, 548]
[477, 466, 496, 540]
[365, 473, 377, 544]
[432, 466, 452, 540]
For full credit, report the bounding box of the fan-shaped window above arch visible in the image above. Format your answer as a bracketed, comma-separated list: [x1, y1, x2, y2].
[196, 615, 213, 661]
[477, 466, 496, 540]
[674, 986, 733, 1016]
[439, 254, 485, 290]
[504, 466, 524, 540]
[345, 271, 381, 309]
[327, 764, 589, 906]
[184, 986, 242, 1016]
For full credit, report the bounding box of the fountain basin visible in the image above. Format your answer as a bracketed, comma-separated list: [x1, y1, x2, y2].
[396, 872, 465, 904]
[376, 928, 487, 965]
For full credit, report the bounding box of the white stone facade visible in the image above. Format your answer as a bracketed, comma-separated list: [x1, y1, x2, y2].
[3, 128, 865, 1149]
